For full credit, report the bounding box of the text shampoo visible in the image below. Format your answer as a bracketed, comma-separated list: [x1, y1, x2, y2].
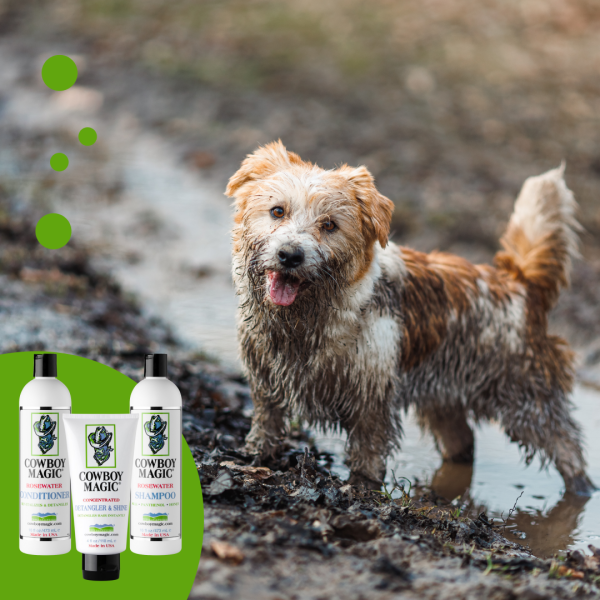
[130, 354, 182, 555]
[19, 354, 72, 555]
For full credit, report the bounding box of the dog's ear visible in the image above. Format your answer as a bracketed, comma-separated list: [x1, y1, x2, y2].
[342, 166, 394, 247]
[226, 140, 303, 198]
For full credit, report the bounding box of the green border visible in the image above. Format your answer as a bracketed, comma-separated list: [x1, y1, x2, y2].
[85, 424, 117, 468]
[31, 412, 59, 457]
[141, 412, 170, 457]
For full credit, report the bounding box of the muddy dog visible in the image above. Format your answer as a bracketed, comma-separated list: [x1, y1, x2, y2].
[227, 141, 593, 495]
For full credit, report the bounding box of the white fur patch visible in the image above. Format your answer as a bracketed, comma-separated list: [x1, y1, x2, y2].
[475, 278, 526, 354]
[378, 242, 407, 280]
[323, 253, 382, 354]
[509, 164, 579, 262]
[356, 314, 400, 376]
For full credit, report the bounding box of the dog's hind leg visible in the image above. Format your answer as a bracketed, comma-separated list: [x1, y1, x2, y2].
[499, 391, 595, 496]
[418, 405, 475, 464]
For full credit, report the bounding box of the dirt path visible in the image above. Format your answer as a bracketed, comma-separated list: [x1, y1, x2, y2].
[0, 37, 239, 364]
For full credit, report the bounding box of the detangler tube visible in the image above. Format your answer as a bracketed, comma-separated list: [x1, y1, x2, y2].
[19, 353, 72, 555]
[64, 413, 138, 581]
[130, 354, 182, 555]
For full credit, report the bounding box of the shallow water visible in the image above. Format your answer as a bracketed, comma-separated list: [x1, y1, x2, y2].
[316, 384, 600, 558]
[3, 47, 600, 558]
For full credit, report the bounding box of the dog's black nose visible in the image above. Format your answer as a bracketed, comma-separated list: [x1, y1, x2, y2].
[277, 246, 304, 269]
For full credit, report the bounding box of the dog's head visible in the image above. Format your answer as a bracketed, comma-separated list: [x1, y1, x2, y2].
[227, 141, 394, 308]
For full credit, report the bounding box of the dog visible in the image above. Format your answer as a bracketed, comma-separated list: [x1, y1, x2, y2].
[227, 140, 594, 495]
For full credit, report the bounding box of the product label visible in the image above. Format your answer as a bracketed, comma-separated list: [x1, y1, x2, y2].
[130, 408, 181, 539]
[72, 423, 129, 551]
[20, 409, 70, 539]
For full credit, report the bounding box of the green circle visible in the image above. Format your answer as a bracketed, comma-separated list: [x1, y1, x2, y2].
[41, 55, 78, 91]
[35, 213, 72, 249]
[2, 352, 203, 597]
[78, 127, 97, 146]
[50, 153, 69, 172]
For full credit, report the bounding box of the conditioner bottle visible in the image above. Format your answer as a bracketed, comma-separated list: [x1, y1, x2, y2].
[19, 354, 71, 555]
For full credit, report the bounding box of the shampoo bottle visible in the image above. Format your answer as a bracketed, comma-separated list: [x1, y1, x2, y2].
[130, 354, 182, 555]
[19, 353, 72, 555]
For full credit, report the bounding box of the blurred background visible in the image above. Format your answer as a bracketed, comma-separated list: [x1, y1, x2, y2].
[2, 0, 600, 560]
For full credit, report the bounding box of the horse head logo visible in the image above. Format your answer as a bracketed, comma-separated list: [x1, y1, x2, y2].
[88, 426, 113, 466]
[144, 415, 168, 454]
[33, 415, 57, 454]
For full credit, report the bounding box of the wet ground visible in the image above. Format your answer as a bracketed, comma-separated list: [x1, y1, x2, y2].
[4, 35, 600, 561]
[4, 6, 600, 596]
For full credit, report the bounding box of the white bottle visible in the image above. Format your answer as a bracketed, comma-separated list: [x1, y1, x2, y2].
[19, 354, 72, 555]
[130, 354, 182, 555]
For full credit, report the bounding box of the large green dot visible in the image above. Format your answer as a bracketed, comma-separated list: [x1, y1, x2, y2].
[36, 213, 72, 249]
[41, 55, 78, 91]
[50, 153, 69, 171]
[78, 127, 97, 146]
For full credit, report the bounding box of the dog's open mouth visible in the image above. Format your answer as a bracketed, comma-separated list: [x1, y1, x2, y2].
[267, 271, 306, 306]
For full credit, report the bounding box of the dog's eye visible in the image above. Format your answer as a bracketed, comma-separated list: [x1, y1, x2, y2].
[270, 207, 285, 219]
[323, 220, 336, 232]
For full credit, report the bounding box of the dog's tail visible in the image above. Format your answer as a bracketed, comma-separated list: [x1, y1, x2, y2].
[496, 164, 580, 311]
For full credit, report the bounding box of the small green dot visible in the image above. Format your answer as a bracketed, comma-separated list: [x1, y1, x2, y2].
[78, 127, 97, 146]
[41, 55, 78, 91]
[50, 153, 69, 171]
[36, 214, 72, 249]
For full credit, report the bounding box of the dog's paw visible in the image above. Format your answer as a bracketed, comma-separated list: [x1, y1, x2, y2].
[347, 472, 383, 491]
[567, 473, 597, 497]
[242, 443, 263, 463]
[249, 454, 264, 467]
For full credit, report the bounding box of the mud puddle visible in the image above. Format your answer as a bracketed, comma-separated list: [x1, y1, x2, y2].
[316, 384, 600, 558]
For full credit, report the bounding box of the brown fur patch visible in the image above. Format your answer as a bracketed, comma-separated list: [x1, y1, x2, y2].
[400, 249, 491, 369]
[498, 225, 571, 311]
[226, 140, 305, 201]
[399, 249, 449, 369]
[337, 165, 394, 248]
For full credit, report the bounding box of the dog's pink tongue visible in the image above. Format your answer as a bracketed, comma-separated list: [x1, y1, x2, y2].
[268, 272, 300, 306]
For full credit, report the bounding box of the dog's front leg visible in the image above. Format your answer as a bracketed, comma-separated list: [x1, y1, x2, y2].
[244, 393, 287, 462]
[345, 415, 391, 490]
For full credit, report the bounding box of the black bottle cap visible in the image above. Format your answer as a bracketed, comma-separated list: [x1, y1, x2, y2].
[82, 553, 120, 581]
[144, 353, 167, 377]
[34, 354, 57, 378]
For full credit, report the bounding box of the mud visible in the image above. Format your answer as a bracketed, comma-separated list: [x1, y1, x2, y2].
[182, 363, 600, 600]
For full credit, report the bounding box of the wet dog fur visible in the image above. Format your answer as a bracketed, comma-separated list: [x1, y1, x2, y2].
[227, 141, 594, 495]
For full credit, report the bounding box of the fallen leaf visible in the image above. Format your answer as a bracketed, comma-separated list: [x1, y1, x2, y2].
[289, 485, 320, 501]
[210, 540, 244, 564]
[557, 565, 584, 579]
[206, 470, 234, 495]
[219, 461, 273, 480]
